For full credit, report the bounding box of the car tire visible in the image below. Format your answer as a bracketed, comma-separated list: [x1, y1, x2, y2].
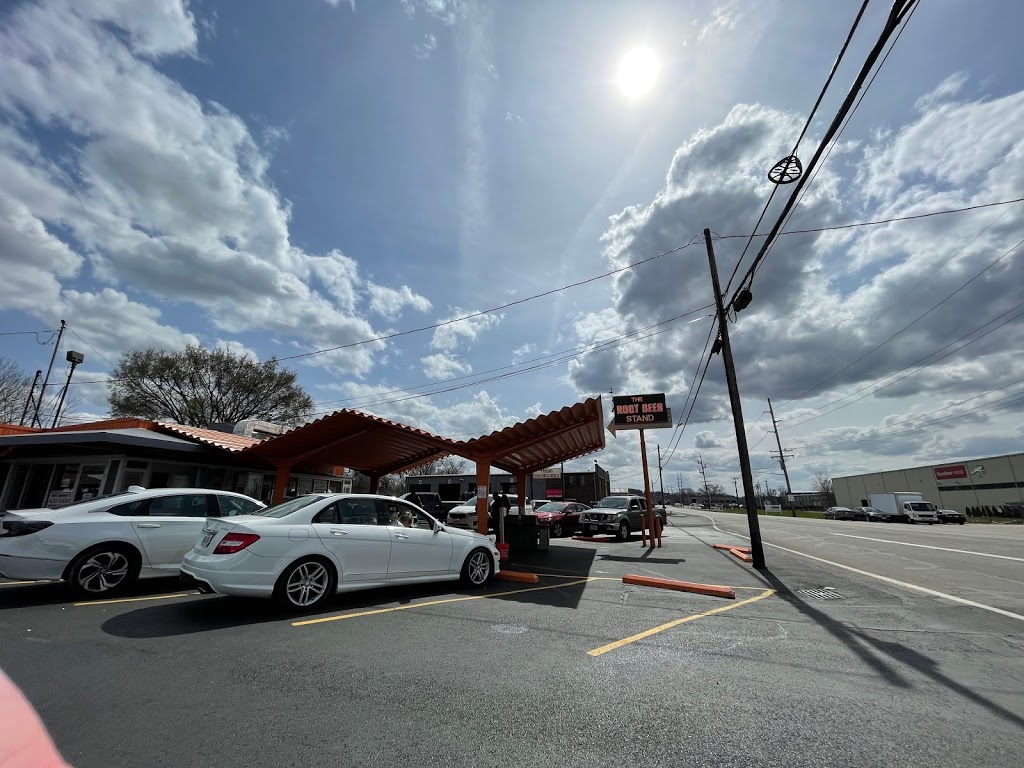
[274, 557, 336, 611]
[67, 543, 141, 598]
[552, 522, 563, 538]
[616, 520, 630, 542]
[959, 520, 965, 525]
[461, 548, 493, 587]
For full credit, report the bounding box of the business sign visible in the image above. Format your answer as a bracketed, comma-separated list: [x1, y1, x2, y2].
[533, 467, 562, 480]
[934, 464, 968, 481]
[46, 490, 76, 508]
[611, 393, 672, 431]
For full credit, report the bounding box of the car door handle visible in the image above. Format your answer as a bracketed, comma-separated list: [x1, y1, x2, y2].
[394, 533, 409, 540]
[137, 523, 161, 528]
[330, 529, 348, 536]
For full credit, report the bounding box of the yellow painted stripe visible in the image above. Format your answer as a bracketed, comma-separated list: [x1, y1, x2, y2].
[74, 592, 195, 607]
[587, 588, 776, 656]
[293, 578, 594, 627]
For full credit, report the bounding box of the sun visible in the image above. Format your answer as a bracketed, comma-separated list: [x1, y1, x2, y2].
[617, 45, 660, 99]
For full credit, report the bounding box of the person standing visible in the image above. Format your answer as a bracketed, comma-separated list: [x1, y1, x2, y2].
[491, 491, 502, 541]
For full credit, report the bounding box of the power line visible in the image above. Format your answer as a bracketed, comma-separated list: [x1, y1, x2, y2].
[68, 328, 118, 369]
[725, 0, 919, 312]
[779, 234, 1024, 406]
[781, 299, 1024, 428]
[662, 321, 717, 465]
[723, 0, 872, 297]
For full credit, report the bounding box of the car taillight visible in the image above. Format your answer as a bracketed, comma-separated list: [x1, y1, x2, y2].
[1, 520, 53, 537]
[213, 533, 260, 554]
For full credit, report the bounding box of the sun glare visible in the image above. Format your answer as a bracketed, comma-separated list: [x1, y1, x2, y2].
[617, 45, 660, 99]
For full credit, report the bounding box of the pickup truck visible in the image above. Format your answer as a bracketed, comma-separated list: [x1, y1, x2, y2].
[578, 495, 667, 540]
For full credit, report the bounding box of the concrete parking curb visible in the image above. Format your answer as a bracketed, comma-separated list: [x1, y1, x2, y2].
[495, 570, 541, 584]
[622, 574, 736, 599]
[713, 543, 753, 563]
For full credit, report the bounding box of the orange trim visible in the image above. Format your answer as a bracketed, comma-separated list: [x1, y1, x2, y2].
[495, 570, 541, 584]
[622, 574, 736, 600]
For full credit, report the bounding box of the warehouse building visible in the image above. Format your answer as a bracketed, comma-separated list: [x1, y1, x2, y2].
[834, 452, 1024, 517]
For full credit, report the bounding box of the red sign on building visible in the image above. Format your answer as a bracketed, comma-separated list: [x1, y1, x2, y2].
[934, 464, 968, 481]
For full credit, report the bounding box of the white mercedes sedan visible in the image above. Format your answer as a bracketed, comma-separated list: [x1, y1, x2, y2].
[180, 493, 500, 610]
[0, 487, 264, 597]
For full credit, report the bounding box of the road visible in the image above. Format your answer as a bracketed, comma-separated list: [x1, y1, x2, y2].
[2, 517, 1023, 768]
[696, 510, 1024, 619]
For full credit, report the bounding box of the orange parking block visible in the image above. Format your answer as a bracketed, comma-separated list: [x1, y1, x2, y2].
[728, 549, 753, 563]
[712, 543, 751, 553]
[495, 570, 541, 584]
[622, 574, 736, 600]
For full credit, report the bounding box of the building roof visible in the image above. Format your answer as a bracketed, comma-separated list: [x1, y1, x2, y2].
[156, 423, 263, 452]
[0, 427, 206, 453]
[458, 397, 606, 475]
[245, 408, 462, 476]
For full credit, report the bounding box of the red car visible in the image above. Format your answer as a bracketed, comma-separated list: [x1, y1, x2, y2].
[533, 501, 591, 538]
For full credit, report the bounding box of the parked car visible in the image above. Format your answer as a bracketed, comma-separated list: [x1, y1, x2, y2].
[823, 506, 856, 520]
[532, 501, 590, 537]
[579, 495, 666, 540]
[854, 506, 907, 523]
[180, 493, 499, 610]
[0, 487, 264, 597]
[937, 508, 967, 525]
[445, 501, 483, 531]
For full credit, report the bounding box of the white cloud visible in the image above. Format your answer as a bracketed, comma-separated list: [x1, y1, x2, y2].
[367, 283, 432, 320]
[511, 343, 535, 364]
[420, 353, 471, 380]
[694, 431, 725, 449]
[697, 1, 742, 42]
[429, 309, 501, 353]
[0, 0, 431, 378]
[414, 33, 438, 60]
[401, 0, 467, 25]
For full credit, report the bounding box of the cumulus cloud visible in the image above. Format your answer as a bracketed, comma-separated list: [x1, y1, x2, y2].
[421, 353, 472, 380]
[414, 33, 438, 60]
[402, 0, 467, 25]
[367, 283, 432, 321]
[429, 309, 501, 353]
[0, 0, 424, 379]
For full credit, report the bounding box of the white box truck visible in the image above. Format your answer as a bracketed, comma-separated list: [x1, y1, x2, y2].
[870, 492, 939, 524]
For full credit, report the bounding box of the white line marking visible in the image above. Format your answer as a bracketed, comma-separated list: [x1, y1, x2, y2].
[831, 533, 1024, 562]
[692, 513, 1024, 624]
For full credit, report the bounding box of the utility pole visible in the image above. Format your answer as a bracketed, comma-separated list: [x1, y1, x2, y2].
[767, 397, 795, 517]
[19, 370, 42, 426]
[697, 454, 711, 511]
[51, 350, 84, 428]
[656, 444, 665, 506]
[31, 319, 66, 428]
[704, 229, 765, 567]
[732, 477, 739, 505]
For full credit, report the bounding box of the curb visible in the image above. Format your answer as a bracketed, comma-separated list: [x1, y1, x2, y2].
[622, 574, 736, 599]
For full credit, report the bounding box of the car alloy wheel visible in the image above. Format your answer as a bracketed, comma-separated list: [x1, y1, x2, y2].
[282, 560, 332, 608]
[76, 550, 131, 594]
[462, 549, 493, 586]
[552, 522, 563, 538]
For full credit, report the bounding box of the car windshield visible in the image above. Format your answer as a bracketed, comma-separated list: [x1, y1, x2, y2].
[596, 497, 629, 509]
[254, 495, 325, 518]
[907, 502, 933, 512]
[537, 503, 566, 512]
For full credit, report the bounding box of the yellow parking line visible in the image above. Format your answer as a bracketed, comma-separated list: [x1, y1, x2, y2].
[587, 588, 776, 656]
[293, 578, 594, 627]
[74, 592, 195, 607]
[0, 580, 52, 587]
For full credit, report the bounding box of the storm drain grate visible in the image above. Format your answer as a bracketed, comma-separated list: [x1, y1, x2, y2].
[798, 588, 844, 600]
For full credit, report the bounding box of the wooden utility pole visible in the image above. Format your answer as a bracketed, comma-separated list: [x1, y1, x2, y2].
[704, 229, 765, 568]
[767, 397, 795, 516]
[31, 320, 66, 428]
[697, 454, 712, 511]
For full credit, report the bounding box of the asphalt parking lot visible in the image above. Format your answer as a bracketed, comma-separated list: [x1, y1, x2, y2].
[3, 513, 1023, 768]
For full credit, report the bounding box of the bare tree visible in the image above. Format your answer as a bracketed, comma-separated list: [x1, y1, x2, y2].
[108, 345, 314, 427]
[0, 357, 32, 424]
[812, 472, 836, 506]
[706, 482, 726, 496]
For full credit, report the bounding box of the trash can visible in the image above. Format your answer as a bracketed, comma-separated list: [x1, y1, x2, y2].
[538, 526, 550, 551]
[506, 515, 537, 553]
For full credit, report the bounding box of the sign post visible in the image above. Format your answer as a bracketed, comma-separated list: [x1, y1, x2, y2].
[609, 394, 672, 549]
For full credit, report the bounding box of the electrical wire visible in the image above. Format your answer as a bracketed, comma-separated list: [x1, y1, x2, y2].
[662, 321, 718, 465]
[68, 329, 118, 369]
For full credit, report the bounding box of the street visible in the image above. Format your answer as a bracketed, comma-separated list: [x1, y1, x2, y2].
[2, 513, 1022, 768]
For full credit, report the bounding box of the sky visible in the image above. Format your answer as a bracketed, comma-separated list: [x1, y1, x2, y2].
[1, 0, 1023, 495]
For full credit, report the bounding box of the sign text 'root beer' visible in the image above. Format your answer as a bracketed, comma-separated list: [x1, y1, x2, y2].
[611, 393, 672, 430]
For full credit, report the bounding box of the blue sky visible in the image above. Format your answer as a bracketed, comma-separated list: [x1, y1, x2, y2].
[1, 0, 1023, 494]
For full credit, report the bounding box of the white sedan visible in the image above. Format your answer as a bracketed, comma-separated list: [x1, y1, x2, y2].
[0, 487, 264, 597]
[180, 493, 500, 610]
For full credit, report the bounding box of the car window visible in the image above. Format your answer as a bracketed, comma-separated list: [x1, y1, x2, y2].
[256, 495, 325, 518]
[379, 499, 433, 530]
[596, 498, 629, 509]
[107, 498, 148, 516]
[147, 494, 210, 518]
[339, 498, 378, 525]
[313, 502, 342, 525]
[216, 496, 263, 517]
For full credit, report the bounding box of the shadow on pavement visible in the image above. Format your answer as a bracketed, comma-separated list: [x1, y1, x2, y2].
[758, 567, 1024, 731]
[597, 555, 686, 565]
